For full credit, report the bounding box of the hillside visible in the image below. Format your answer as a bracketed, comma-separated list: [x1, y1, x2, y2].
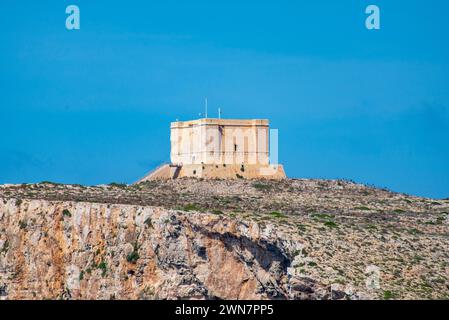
[0, 179, 448, 300]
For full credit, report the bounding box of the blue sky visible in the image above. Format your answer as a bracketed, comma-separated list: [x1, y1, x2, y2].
[1, 1, 448, 198]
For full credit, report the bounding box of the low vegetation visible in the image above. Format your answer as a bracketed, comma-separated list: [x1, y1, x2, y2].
[126, 242, 140, 264]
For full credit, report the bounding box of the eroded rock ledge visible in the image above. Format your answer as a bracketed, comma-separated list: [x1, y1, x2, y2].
[0, 198, 333, 300]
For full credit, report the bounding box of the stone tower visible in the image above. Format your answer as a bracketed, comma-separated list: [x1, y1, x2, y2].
[138, 118, 286, 181]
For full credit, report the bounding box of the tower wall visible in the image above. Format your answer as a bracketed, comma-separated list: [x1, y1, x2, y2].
[170, 119, 269, 166]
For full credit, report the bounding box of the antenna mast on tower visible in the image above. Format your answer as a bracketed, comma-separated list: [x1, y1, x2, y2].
[205, 98, 208, 118]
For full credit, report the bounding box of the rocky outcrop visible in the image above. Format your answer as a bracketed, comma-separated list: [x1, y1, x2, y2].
[0, 198, 331, 300]
[0, 179, 448, 300]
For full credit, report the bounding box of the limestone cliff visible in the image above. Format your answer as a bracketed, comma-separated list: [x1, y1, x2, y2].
[0, 179, 448, 300]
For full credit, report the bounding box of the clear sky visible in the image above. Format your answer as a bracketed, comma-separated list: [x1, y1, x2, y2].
[1, 1, 448, 198]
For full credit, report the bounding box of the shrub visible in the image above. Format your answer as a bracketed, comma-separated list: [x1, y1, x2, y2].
[1, 240, 9, 254]
[383, 290, 394, 300]
[354, 206, 371, 211]
[62, 209, 72, 217]
[144, 217, 153, 228]
[138, 181, 158, 189]
[324, 221, 338, 228]
[40, 181, 59, 185]
[109, 182, 127, 188]
[19, 220, 27, 229]
[180, 203, 203, 212]
[127, 242, 140, 264]
[312, 213, 334, 220]
[252, 182, 271, 191]
[97, 261, 107, 277]
[436, 217, 445, 225]
[311, 213, 339, 228]
[270, 211, 285, 218]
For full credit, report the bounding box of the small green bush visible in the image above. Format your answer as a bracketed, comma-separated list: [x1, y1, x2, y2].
[127, 251, 139, 264]
[127, 242, 140, 264]
[62, 209, 72, 217]
[354, 206, 371, 211]
[383, 290, 394, 300]
[1, 240, 9, 253]
[270, 211, 286, 218]
[312, 213, 334, 220]
[324, 221, 338, 228]
[97, 261, 107, 277]
[19, 220, 27, 229]
[109, 182, 127, 188]
[144, 217, 153, 228]
[181, 203, 203, 211]
[252, 182, 271, 191]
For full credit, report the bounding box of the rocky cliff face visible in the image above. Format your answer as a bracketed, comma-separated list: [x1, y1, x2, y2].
[0, 179, 448, 300]
[0, 199, 323, 300]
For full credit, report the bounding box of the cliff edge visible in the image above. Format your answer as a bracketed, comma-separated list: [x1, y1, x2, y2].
[0, 179, 448, 300]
